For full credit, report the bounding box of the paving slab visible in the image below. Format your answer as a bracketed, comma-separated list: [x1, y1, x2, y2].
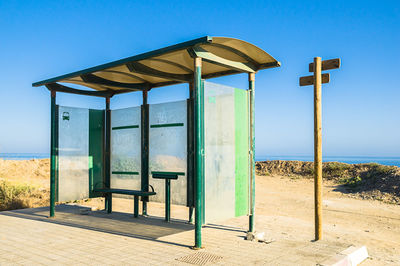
[0, 202, 351, 265]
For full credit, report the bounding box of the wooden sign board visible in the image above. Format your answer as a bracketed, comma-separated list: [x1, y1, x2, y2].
[309, 58, 340, 72]
[299, 73, 330, 86]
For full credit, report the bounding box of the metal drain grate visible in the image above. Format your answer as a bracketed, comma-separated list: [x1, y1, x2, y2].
[176, 252, 223, 265]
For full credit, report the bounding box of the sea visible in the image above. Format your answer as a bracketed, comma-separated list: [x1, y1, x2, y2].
[1, 153, 400, 168]
[256, 156, 400, 168]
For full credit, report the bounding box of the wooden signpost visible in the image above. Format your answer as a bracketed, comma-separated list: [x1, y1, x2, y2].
[300, 57, 340, 241]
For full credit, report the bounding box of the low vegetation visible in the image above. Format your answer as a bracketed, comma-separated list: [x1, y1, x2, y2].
[0, 180, 48, 211]
[256, 160, 400, 204]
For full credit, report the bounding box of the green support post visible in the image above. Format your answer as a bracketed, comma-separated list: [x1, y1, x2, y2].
[194, 57, 203, 249]
[49, 90, 57, 218]
[165, 179, 171, 222]
[141, 89, 149, 216]
[105, 97, 112, 213]
[134, 196, 139, 218]
[187, 82, 195, 223]
[248, 73, 256, 232]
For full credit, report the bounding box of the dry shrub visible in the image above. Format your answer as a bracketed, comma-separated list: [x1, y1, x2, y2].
[0, 180, 48, 211]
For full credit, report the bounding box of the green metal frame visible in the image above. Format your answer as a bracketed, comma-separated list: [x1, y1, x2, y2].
[105, 97, 112, 213]
[187, 82, 195, 224]
[150, 123, 184, 128]
[112, 125, 139, 130]
[49, 90, 57, 217]
[194, 58, 204, 249]
[141, 89, 150, 215]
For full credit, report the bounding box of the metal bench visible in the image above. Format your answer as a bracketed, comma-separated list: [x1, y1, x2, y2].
[94, 187, 156, 217]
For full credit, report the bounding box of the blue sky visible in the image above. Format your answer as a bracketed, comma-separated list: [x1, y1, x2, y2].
[0, 0, 399, 156]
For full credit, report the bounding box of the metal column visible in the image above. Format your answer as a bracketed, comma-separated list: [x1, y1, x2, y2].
[187, 82, 195, 223]
[248, 73, 256, 232]
[105, 97, 112, 213]
[141, 89, 150, 215]
[194, 57, 203, 248]
[49, 90, 57, 217]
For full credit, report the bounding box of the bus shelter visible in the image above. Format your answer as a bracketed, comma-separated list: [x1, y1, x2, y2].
[33, 36, 280, 248]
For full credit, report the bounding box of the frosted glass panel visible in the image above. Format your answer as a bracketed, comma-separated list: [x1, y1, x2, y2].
[58, 106, 89, 202]
[149, 100, 187, 205]
[204, 82, 236, 223]
[111, 107, 141, 190]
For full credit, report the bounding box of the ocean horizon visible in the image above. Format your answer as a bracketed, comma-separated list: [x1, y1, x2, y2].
[256, 155, 400, 167]
[1, 153, 400, 167]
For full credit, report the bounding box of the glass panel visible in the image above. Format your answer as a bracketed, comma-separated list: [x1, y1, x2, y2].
[58, 106, 89, 202]
[111, 107, 141, 190]
[149, 100, 187, 205]
[204, 81, 236, 223]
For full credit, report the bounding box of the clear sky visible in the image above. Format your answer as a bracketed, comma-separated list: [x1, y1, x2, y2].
[0, 0, 399, 157]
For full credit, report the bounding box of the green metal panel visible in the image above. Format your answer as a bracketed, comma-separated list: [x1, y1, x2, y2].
[234, 89, 249, 216]
[89, 109, 105, 197]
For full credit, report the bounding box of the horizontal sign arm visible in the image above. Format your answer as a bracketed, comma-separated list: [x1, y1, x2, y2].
[309, 58, 340, 72]
[299, 73, 330, 86]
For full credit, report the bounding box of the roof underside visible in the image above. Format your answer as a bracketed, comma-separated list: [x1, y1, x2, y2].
[33, 36, 280, 95]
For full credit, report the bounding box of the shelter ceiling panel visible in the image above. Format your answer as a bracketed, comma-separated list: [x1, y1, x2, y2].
[139, 58, 193, 74]
[62, 79, 110, 91]
[212, 37, 275, 65]
[201, 60, 233, 75]
[64, 78, 138, 92]
[93, 70, 147, 84]
[200, 44, 247, 63]
[154, 50, 194, 72]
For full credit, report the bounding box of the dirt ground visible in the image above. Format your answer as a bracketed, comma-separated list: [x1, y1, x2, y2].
[256, 175, 400, 264]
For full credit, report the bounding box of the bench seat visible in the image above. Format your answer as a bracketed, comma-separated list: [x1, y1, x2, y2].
[93, 188, 156, 197]
[93, 188, 156, 217]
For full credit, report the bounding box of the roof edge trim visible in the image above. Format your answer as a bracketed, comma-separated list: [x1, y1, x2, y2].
[33, 36, 212, 87]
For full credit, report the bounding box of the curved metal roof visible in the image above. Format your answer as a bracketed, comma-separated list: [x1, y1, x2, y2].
[33, 36, 280, 95]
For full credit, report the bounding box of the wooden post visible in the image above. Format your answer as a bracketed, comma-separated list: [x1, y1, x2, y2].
[300, 57, 340, 241]
[313, 57, 322, 240]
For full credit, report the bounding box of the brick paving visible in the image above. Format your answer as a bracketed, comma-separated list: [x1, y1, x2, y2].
[0, 203, 350, 265]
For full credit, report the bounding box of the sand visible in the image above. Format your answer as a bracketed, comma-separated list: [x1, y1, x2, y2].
[0, 159, 49, 187]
